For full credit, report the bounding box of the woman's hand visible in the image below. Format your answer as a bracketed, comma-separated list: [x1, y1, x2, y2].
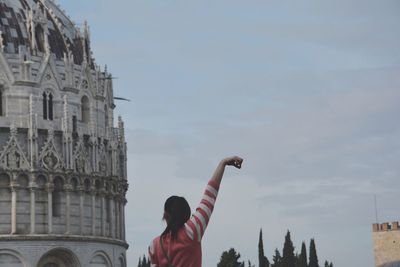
[211, 156, 244, 186]
[223, 156, 243, 169]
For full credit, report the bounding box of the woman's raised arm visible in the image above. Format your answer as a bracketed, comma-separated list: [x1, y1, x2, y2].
[184, 156, 243, 242]
[211, 156, 243, 188]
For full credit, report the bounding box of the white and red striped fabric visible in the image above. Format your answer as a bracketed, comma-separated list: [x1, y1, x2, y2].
[148, 180, 219, 267]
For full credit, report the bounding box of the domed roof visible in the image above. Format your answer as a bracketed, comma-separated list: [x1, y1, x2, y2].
[0, 0, 91, 66]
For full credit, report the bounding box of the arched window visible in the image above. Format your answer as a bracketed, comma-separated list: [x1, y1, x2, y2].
[48, 93, 53, 120]
[81, 96, 90, 123]
[104, 105, 108, 128]
[35, 25, 45, 53]
[43, 92, 47, 119]
[53, 177, 64, 217]
[43, 92, 54, 120]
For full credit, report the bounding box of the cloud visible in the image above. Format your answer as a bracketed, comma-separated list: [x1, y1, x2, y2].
[58, 1, 400, 266]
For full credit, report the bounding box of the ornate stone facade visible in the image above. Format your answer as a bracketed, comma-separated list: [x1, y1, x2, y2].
[373, 222, 400, 267]
[0, 0, 128, 266]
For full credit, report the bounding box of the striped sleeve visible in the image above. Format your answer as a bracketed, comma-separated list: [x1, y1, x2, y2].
[184, 180, 219, 242]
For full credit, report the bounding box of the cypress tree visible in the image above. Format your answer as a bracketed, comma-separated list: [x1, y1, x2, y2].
[144, 255, 150, 267]
[309, 239, 319, 267]
[137, 255, 150, 267]
[272, 248, 282, 267]
[281, 230, 296, 267]
[259, 229, 270, 267]
[298, 242, 307, 267]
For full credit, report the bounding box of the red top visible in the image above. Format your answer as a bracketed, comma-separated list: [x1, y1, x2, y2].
[149, 180, 220, 267]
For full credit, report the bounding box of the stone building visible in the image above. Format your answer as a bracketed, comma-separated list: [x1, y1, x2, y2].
[0, 0, 129, 266]
[373, 222, 400, 267]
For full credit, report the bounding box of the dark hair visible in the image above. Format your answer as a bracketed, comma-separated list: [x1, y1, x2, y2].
[161, 196, 191, 240]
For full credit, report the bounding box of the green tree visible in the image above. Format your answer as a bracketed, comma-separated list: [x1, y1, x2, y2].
[248, 260, 256, 267]
[271, 248, 282, 267]
[259, 229, 270, 267]
[309, 239, 319, 267]
[281, 231, 296, 267]
[298, 242, 307, 267]
[138, 255, 150, 267]
[217, 248, 245, 267]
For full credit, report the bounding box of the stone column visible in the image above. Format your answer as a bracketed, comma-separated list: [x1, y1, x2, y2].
[122, 198, 127, 240]
[78, 186, 84, 235]
[46, 182, 54, 234]
[10, 182, 19, 235]
[65, 184, 72, 234]
[109, 195, 114, 238]
[29, 181, 37, 234]
[69, 140, 74, 170]
[91, 188, 96, 236]
[119, 199, 124, 240]
[101, 191, 106, 236]
[120, 198, 125, 240]
[115, 198, 119, 240]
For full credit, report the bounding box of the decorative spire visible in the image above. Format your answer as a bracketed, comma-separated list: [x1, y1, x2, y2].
[62, 95, 70, 133]
[118, 116, 125, 143]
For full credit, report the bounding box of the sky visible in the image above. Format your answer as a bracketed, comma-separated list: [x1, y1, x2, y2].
[58, 1, 400, 266]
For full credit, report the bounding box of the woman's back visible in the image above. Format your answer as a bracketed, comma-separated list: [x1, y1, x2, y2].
[149, 156, 243, 267]
[150, 228, 202, 267]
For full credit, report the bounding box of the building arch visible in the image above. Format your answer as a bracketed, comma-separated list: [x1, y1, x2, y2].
[84, 178, 91, 192]
[89, 251, 112, 267]
[17, 173, 29, 187]
[42, 89, 55, 121]
[16, 173, 30, 234]
[0, 249, 27, 267]
[117, 254, 126, 267]
[35, 174, 48, 234]
[95, 179, 102, 192]
[37, 248, 81, 267]
[81, 95, 90, 123]
[35, 24, 45, 53]
[70, 177, 79, 191]
[36, 174, 48, 188]
[52, 176, 64, 218]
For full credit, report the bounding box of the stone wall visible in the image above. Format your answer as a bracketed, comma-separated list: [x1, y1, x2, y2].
[0, 238, 127, 267]
[372, 222, 400, 267]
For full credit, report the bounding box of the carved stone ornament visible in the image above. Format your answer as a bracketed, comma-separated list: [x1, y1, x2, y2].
[98, 142, 108, 174]
[82, 79, 88, 89]
[73, 136, 91, 174]
[98, 79, 105, 96]
[0, 126, 30, 170]
[45, 72, 52, 81]
[38, 128, 63, 170]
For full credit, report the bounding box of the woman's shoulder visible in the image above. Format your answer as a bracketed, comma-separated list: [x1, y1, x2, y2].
[149, 235, 160, 253]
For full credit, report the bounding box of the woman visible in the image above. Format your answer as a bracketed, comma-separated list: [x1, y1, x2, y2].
[149, 156, 243, 267]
